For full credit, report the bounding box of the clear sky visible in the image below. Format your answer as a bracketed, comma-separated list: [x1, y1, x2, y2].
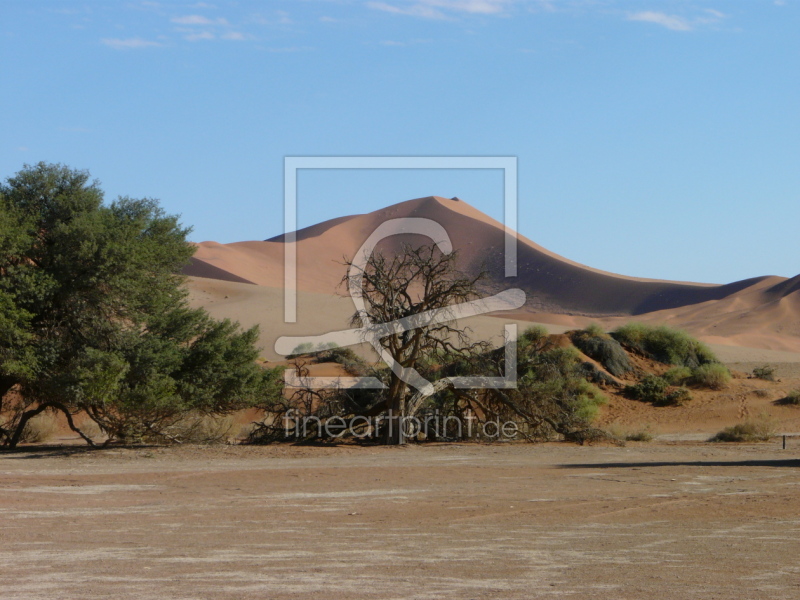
[2, 0, 798, 284]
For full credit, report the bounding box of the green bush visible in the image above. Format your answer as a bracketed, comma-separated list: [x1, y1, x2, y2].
[664, 386, 693, 406]
[612, 323, 717, 367]
[709, 419, 775, 442]
[316, 346, 369, 376]
[573, 379, 608, 422]
[289, 342, 315, 356]
[779, 389, 800, 405]
[583, 323, 606, 337]
[570, 328, 633, 377]
[691, 363, 732, 390]
[625, 376, 692, 406]
[475, 339, 610, 444]
[519, 325, 550, 353]
[752, 365, 777, 381]
[625, 375, 670, 404]
[288, 341, 340, 359]
[663, 366, 693, 385]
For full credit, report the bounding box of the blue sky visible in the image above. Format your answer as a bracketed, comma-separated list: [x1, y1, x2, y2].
[1, 0, 798, 284]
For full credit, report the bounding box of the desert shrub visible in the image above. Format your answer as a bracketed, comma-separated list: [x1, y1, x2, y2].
[612, 323, 717, 367]
[579, 361, 619, 386]
[67, 327, 284, 445]
[625, 375, 670, 404]
[606, 424, 654, 443]
[159, 414, 237, 444]
[315, 347, 369, 376]
[664, 386, 693, 406]
[691, 363, 732, 390]
[519, 325, 550, 352]
[574, 379, 608, 422]
[73, 415, 104, 442]
[435, 341, 613, 444]
[288, 341, 340, 359]
[779, 389, 800, 405]
[663, 366, 693, 385]
[752, 365, 777, 381]
[709, 417, 775, 442]
[18, 412, 59, 443]
[584, 323, 606, 337]
[288, 342, 315, 357]
[625, 375, 692, 406]
[285, 343, 369, 376]
[570, 329, 633, 377]
[751, 389, 771, 398]
[626, 429, 654, 442]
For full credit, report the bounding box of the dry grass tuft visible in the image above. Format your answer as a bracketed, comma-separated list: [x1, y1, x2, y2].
[19, 412, 59, 443]
[709, 416, 776, 443]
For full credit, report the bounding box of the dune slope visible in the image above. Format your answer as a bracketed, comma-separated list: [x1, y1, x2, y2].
[186, 196, 796, 319]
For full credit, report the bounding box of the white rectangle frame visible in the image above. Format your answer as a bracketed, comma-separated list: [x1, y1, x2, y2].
[283, 156, 518, 323]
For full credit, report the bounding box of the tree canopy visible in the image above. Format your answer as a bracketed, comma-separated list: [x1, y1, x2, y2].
[0, 162, 280, 446]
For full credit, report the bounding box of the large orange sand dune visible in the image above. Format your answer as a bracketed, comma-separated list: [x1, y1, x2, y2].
[184, 196, 800, 355]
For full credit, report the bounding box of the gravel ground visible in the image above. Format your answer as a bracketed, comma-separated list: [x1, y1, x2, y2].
[2, 442, 800, 599]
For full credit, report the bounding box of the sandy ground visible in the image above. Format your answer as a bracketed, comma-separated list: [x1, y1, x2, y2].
[186, 276, 577, 361]
[3, 442, 800, 599]
[594, 365, 800, 437]
[187, 276, 800, 364]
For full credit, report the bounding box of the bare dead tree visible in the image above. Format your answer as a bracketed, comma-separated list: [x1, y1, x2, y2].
[343, 243, 489, 443]
[255, 246, 610, 447]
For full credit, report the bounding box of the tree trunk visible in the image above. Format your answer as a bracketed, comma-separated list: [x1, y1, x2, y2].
[382, 375, 406, 445]
[9, 402, 98, 449]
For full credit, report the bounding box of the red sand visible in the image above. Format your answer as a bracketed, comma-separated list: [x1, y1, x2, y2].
[184, 196, 800, 354]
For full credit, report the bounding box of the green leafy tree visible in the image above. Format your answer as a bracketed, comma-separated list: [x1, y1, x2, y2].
[0, 162, 280, 446]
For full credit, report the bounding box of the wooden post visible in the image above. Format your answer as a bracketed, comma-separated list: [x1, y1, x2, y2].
[399, 403, 405, 446]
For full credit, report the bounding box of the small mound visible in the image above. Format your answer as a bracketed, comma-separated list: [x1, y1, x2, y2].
[611, 323, 717, 368]
[570, 331, 634, 377]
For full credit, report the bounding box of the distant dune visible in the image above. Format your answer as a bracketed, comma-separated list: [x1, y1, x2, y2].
[184, 196, 800, 356]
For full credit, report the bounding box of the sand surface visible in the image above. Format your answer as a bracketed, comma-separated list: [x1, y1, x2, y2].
[185, 196, 800, 354]
[3, 443, 800, 599]
[186, 276, 575, 361]
[186, 276, 800, 363]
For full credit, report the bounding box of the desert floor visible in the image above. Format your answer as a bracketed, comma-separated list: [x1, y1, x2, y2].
[2, 442, 800, 599]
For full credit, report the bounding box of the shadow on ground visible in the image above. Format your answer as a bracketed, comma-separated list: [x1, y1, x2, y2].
[0, 444, 160, 459]
[559, 459, 800, 469]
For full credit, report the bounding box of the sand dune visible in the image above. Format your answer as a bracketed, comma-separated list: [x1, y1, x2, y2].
[185, 276, 572, 361]
[184, 196, 800, 355]
[185, 257, 255, 285]
[185, 274, 800, 362]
